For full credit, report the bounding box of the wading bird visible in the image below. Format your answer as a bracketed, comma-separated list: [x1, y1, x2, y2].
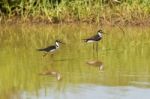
[37, 40, 64, 57]
[83, 30, 104, 58]
[83, 30, 103, 43]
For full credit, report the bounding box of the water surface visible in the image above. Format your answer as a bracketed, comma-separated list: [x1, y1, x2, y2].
[0, 24, 150, 99]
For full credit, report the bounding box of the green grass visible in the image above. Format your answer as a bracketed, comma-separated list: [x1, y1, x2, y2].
[0, 0, 150, 25]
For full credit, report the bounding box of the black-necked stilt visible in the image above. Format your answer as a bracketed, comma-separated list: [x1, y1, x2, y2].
[83, 30, 103, 43]
[37, 40, 64, 57]
[83, 29, 104, 58]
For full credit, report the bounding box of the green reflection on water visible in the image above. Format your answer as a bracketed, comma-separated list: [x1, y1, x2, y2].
[0, 24, 150, 99]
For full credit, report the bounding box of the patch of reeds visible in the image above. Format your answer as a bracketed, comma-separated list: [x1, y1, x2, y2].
[0, 0, 150, 25]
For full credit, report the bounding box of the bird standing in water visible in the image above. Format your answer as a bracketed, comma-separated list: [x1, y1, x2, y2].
[83, 30, 104, 58]
[83, 30, 103, 43]
[37, 40, 64, 57]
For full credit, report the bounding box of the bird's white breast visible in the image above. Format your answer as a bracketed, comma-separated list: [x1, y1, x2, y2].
[50, 49, 56, 52]
[87, 40, 97, 43]
[98, 32, 102, 38]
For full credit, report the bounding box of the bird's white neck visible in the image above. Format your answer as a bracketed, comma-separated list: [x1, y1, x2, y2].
[98, 32, 102, 37]
[55, 42, 59, 48]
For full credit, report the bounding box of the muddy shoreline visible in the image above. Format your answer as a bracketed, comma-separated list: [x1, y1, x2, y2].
[1, 16, 150, 26]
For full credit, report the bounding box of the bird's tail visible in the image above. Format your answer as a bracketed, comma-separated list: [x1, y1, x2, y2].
[37, 48, 45, 51]
[82, 39, 88, 42]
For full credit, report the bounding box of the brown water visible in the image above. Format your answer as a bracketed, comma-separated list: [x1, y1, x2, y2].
[0, 24, 150, 99]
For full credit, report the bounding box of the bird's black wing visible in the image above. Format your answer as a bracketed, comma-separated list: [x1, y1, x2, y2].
[83, 34, 98, 41]
[87, 34, 98, 40]
[37, 45, 56, 52]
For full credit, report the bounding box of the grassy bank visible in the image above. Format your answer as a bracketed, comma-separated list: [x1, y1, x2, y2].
[0, 0, 150, 25]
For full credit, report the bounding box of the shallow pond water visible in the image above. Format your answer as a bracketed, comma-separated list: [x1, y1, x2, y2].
[0, 24, 150, 99]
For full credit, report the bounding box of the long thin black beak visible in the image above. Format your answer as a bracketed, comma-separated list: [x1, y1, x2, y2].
[103, 32, 107, 35]
[61, 42, 65, 44]
[59, 41, 65, 44]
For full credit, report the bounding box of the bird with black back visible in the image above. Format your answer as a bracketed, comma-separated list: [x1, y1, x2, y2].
[37, 40, 64, 57]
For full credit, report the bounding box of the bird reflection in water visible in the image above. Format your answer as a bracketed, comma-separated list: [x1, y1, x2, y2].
[39, 69, 62, 81]
[87, 60, 104, 71]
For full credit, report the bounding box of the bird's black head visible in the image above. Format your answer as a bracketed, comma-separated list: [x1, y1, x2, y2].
[97, 30, 103, 33]
[55, 40, 65, 44]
